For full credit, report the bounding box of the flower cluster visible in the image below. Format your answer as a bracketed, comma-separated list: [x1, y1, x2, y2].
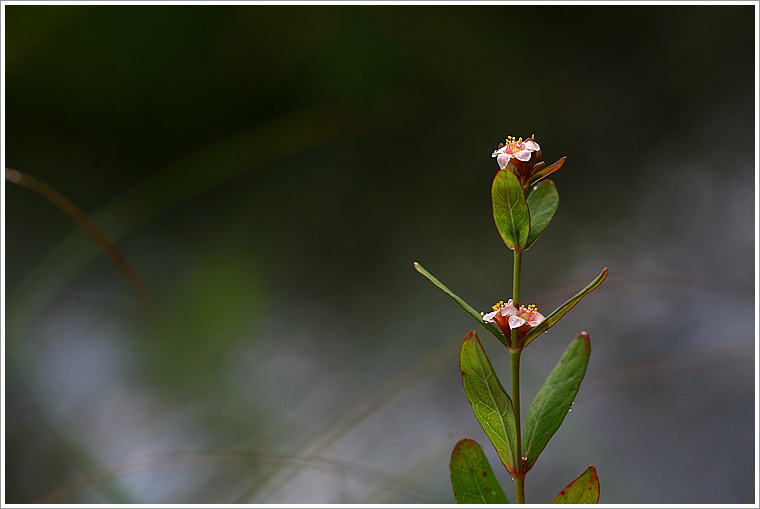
[482, 299, 545, 342]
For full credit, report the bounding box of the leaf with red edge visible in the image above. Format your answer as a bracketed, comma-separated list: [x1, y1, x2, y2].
[522, 268, 607, 348]
[460, 331, 518, 473]
[527, 156, 566, 188]
[492, 168, 530, 250]
[522, 333, 591, 472]
[525, 179, 559, 249]
[552, 465, 600, 503]
[450, 438, 510, 504]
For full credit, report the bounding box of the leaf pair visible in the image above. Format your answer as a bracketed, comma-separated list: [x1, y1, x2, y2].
[460, 331, 590, 476]
[413, 261, 607, 350]
[492, 169, 559, 251]
[449, 441, 599, 504]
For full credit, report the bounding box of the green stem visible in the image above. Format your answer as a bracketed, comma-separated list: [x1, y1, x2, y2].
[512, 249, 522, 307]
[510, 347, 525, 503]
[510, 248, 525, 503]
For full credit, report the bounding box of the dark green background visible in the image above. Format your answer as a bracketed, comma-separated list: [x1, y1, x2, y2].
[4, 4, 756, 503]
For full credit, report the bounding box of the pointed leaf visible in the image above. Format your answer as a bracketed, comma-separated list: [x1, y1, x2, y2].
[553, 465, 600, 504]
[522, 333, 591, 472]
[450, 438, 510, 504]
[492, 168, 530, 250]
[527, 156, 566, 188]
[522, 268, 607, 348]
[525, 179, 559, 248]
[414, 262, 508, 346]
[460, 332, 518, 473]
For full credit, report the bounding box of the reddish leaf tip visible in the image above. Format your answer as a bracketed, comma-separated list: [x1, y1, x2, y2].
[452, 438, 473, 453]
[552, 465, 600, 504]
[578, 331, 591, 351]
[463, 330, 478, 342]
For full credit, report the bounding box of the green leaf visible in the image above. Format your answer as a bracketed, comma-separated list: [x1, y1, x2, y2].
[552, 465, 600, 504]
[527, 156, 566, 188]
[522, 333, 591, 472]
[450, 438, 510, 504]
[525, 179, 559, 249]
[492, 168, 530, 250]
[413, 262, 508, 346]
[522, 268, 607, 348]
[460, 331, 518, 473]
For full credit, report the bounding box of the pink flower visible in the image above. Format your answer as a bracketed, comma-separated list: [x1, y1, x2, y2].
[492, 137, 541, 171]
[482, 299, 545, 341]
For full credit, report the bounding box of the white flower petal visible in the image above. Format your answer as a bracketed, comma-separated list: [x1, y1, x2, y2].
[496, 153, 512, 169]
[527, 317, 544, 327]
[482, 310, 499, 323]
[500, 302, 518, 316]
[508, 315, 526, 329]
[524, 140, 540, 151]
[514, 149, 532, 162]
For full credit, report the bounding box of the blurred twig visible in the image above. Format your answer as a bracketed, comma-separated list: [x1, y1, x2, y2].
[5, 167, 158, 310]
[5, 104, 352, 342]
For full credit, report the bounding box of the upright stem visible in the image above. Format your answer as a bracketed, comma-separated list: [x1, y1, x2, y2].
[512, 249, 522, 307]
[510, 248, 526, 503]
[510, 348, 525, 503]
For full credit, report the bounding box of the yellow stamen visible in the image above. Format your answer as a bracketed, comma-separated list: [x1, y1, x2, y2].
[501, 135, 528, 154]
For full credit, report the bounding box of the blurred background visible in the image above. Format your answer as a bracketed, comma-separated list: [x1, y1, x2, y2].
[3, 3, 756, 504]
